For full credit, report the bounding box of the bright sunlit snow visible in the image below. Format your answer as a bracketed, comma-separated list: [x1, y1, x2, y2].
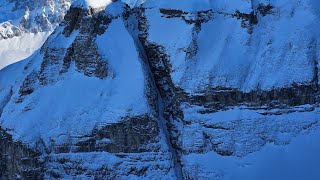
[0, 32, 50, 69]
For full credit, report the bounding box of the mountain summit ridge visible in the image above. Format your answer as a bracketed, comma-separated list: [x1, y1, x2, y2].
[0, 0, 72, 69]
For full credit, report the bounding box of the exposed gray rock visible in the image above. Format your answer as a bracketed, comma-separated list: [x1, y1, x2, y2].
[0, 128, 43, 180]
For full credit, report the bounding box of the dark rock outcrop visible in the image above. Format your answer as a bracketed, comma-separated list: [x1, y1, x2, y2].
[53, 115, 160, 154]
[0, 128, 43, 180]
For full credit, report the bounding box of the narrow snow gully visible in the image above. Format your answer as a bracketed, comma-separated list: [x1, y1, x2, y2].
[123, 7, 183, 179]
[0, 88, 13, 118]
[156, 93, 183, 180]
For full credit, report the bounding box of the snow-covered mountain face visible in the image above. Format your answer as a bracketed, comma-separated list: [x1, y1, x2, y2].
[0, 0, 71, 38]
[0, 0, 320, 179]
[0, 0, 72, 69]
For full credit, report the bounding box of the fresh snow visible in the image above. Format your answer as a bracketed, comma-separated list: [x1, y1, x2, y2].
[0, 10, 149, 147]
[0, 32, 50, 70]
[180, 104, 320, 179]
[73, 0, 146, 9]
[73, 0, 113, 9]
[183, 125, 320, 180]
[143, 0, 320, 93]
[0, 0, 319, 179]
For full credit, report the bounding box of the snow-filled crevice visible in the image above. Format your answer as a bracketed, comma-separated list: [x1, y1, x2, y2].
[123, 8, 183, 179]
[307, 39, 319, 89]
[313, 49, 319, 87]
[0, 88, 13, 118]
[156, 93, 183, 180]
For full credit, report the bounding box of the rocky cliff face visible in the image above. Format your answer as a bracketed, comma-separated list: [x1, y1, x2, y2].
[0, 129, 43, 179]
[0, 0, 320, 179]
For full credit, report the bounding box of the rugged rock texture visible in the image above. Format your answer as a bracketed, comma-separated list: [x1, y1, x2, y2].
[136, 1, 320, 178]
[0, 128, 43, 179]
[1, 0, 320, 179]
[0, 2, 177, 178]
